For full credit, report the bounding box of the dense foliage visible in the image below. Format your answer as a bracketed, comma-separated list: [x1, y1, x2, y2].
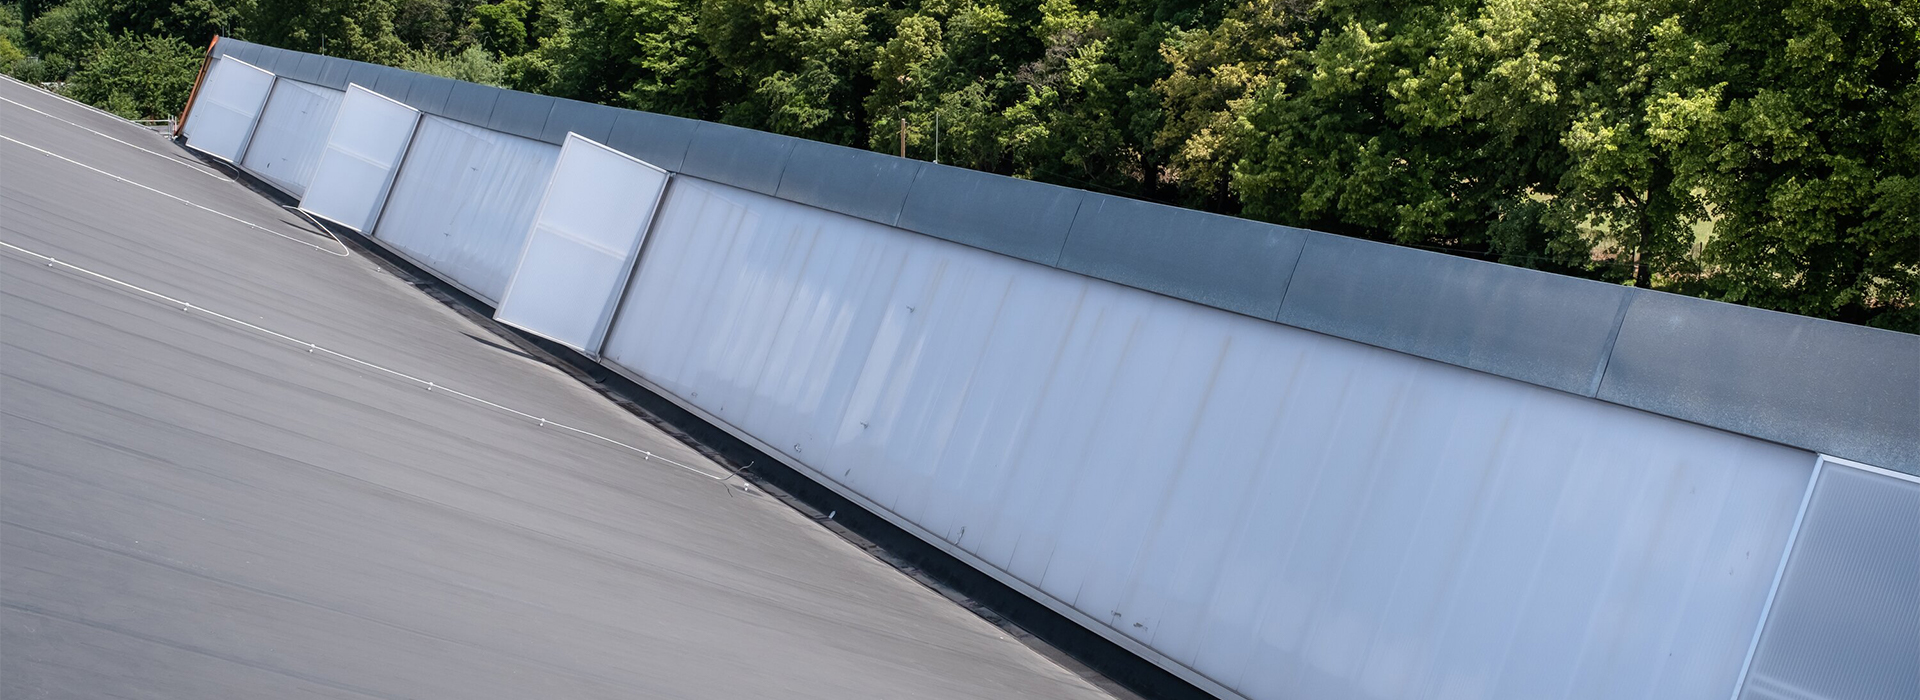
[4, 0, 1914, 329]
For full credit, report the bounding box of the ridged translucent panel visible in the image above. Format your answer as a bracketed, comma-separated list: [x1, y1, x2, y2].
[182, 57, 275, 162]
[602, 178, 1817, 700]
[239, 79, 343, 195]
[495, 134, 668, 355]
[373, 115, 559, 303]
[1740, 463, 1920, 700]
[300, 85, 418, 231]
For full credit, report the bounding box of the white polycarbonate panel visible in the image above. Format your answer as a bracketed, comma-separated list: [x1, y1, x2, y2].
[602, 177, 1818, 700]
[300, 85, 419, 231]
[181, 57, 275, 161]
[372, 116, 559, 302]
[299, 85, 420, 229]
[239, 78, 343, 195]
[494, 134, 668, 354]
[1738, 461, 1919, 700]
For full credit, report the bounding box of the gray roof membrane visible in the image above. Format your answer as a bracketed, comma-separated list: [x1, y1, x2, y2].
[896, 161, 1085, 266]
[680, 122, 798, 195]
[1062, 193, 1305, 320]
[199, 38, 1920, 474]
[775, 140, 925, 227]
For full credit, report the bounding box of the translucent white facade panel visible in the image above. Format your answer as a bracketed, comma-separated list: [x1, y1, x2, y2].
[1738, 460, 1919, 700]
[239, 79, 343, 195]
[603, 177, 1818, 700]
[181, 57, 275, 162]
[495, 134, 669, 355]
[373, 115, 559, 303]
[300, 85, 419, 231]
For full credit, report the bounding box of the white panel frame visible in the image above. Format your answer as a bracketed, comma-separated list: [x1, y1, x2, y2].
[1728, 454, 1920, 700]
[494, 132, 671, 357]
[364, 115, 561, 304]
[181, 57, 276, 163]
[298, 84, 421, 232]
[238, 78, 344, 196]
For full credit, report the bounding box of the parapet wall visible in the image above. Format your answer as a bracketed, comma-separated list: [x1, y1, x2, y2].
[205, 37, 1918, 476]
[181, 38, 1920, 700]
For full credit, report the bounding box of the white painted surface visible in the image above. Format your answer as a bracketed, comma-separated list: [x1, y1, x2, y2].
[181, 57, 275, 162]
[373, 115, 559, 303]
[239, 79, 343, 195]
[602, 177, 1818, 700]
[299, 85, 418, 231]
[495, 133, 669, 355]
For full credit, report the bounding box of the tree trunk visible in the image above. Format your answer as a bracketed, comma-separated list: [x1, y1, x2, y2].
[1633, 216, 1654, 288]
[1632, 162, 1675, 289]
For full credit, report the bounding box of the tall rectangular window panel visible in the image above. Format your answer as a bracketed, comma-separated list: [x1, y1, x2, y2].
[181, 57, 275, 162]
[300, 85, 419, 232]
[372, 115, 559, 304]
[1737, 459, 1920, 700]
[494, 133, 669, 356]
[239, 79, 344, 196]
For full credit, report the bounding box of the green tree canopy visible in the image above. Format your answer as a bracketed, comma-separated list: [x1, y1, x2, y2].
[3, 0, 1912, 329]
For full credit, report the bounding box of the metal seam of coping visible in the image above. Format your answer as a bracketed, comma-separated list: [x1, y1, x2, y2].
[770, 138, 798, 196]
[1268, 232, 1311, 324]
[1586, 290, 1642, 398]
[890, 165, 927, 229]
[204, 39, 1920, 475]
[1052, 196, 1088, 268]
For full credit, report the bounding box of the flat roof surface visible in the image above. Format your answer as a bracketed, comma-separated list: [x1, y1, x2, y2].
[0, 78, 1112, 699]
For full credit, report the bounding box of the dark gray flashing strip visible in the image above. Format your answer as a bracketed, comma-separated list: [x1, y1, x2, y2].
[209, 39, 1920, 474]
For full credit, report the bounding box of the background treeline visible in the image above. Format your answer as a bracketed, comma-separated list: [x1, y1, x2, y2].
[3, 0, 1914, 330]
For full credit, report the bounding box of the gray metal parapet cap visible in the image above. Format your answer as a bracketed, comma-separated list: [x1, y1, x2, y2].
[206, 38, 1920, 474]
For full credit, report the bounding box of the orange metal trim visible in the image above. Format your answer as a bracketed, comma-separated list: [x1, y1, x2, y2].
[174, 35, 220, 137]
